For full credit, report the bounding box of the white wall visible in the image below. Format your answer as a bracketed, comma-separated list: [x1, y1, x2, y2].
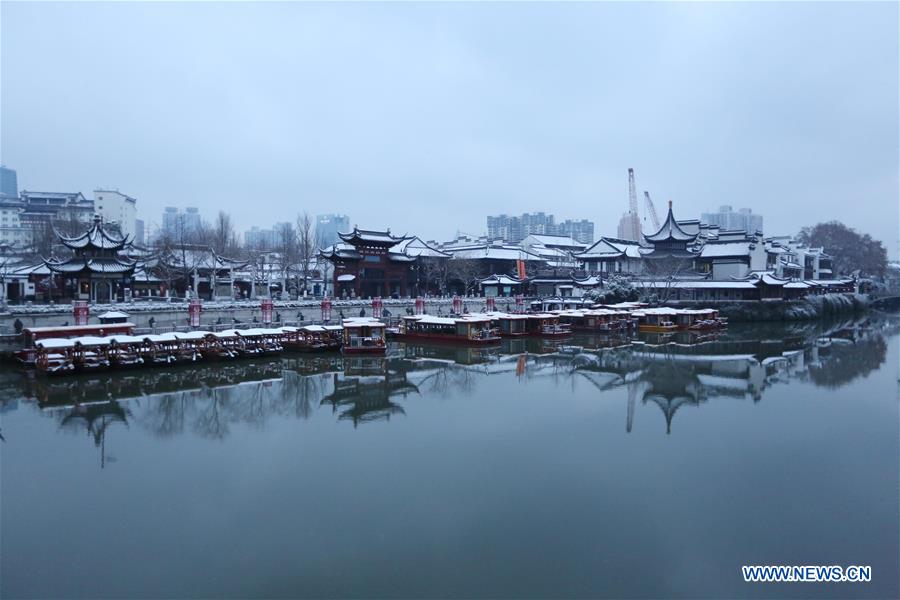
[94, 190, 137, 239]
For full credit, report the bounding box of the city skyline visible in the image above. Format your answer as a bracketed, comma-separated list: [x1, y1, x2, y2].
[2, 2, 897, 257]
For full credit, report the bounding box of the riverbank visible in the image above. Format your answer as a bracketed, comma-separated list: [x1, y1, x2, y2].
[668, 293, 870, 322]
[0, 293, 870, 330]
[0, 297, 486, 331]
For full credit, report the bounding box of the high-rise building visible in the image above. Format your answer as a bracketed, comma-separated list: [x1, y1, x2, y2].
[487, 212, 593, 244]
[701, 205, 763, 234]
[486, 212, 552, 243]
[0, 166, 18, 199]
[162, 206, 203, 238]
[316, 214, 350, 247]
[558, 219, 595, 244]
[134, 219, 145, 246]
[184, 207, 202, 234]
[94, 189, 137, 239]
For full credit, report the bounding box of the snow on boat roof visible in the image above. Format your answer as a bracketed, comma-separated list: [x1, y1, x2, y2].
[106, 334, 146, 344]
[97, 311, 130, 319]
[323, 325, 344, 331]
[301, 325, 326, 332]
[25, 323, 136, 334]
[408, 315, 458, 325]
[175, 331, 209, 340]
[342, 318, 385, 327]
[36, 338, 76, 349]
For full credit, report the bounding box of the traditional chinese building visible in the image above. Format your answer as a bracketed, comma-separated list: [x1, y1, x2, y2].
[641, 201, 699, 261]
[321, 228, 449, 298]
[44, 215, 136, 302]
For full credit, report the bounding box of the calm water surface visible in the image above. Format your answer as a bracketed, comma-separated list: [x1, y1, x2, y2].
[1, 318, 898, 599]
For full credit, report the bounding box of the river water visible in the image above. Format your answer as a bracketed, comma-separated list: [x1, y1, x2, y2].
[1, 317, 898, 599]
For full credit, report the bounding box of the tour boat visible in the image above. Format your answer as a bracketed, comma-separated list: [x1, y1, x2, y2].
[556, 309, 631, 333]
[341, 318, 387, 354]
[492, 313, 530, 337]
[526, 313, 573, 337]
[17, 323, 135, 366]
[397, 314, 501, 345]
[674, 309, 727, 331]
[633, 308, 679, 333]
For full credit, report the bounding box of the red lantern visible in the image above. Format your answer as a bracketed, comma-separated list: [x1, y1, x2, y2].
[321, 297, 332, 322]
[452, 295, 462, 314]
[261, 298, 274, 325]
[414, 296, 424, 315]
[372, 297, 383, 319]
[189, 299, 202, 328]
[73, 300, 89, 326]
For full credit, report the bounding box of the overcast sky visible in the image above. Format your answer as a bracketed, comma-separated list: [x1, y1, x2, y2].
[2, 2, 897, 254]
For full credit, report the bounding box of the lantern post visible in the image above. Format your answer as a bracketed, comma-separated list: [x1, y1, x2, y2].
[372, 296, 383, 319]
[321, 297, 332, 323]
[485, 296, 496, 313]
[189, 298, 202, 328]
[73, 300, 89, 326]
[515, 294, 524, 314]
[261, 297, 274, 325]
[414, 296, 425, 315]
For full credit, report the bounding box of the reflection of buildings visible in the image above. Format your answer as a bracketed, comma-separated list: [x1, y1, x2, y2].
[14, 318, 893, 452]
[56, 400, 130, 468]
[320, 367, 418, 427]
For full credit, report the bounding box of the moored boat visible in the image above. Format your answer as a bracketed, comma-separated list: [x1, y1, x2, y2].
[397, 314, 501, 345]
[342, 318, 387, 354]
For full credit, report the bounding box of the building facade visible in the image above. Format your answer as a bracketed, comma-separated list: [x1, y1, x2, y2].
[701, 205, 763, 234]
[316, 214, 350, 248]
[0, 166, 18, 199]
[44, 215, 136, 302]
[94, 189, 137, 240]
[558, 219, 595, 244]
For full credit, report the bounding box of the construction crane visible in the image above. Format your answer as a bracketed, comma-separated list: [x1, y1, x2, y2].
[643, 191, 660, 231]
[627, 168, 640, 240]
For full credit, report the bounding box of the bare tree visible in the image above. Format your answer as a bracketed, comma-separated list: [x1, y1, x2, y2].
[274, 222, 298, 297]
[296, 212, 319, 297]
[212, 211, 237, 255]
[449, 259, 483, 295]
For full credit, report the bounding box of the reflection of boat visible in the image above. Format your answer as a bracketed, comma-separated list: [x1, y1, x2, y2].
[633, 308, 678, 333]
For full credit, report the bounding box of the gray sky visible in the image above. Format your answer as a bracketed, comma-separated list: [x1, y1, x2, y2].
[2, 2, 897, 254]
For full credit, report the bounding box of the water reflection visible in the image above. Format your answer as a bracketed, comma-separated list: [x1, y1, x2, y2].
[1, 316, 894, 465]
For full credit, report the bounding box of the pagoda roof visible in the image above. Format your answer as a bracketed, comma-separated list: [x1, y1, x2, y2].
[45, 256, 136, 274]
[644, 202, 697, 243]
[338, 227, 408, 246]
[56, 215, 129, 250]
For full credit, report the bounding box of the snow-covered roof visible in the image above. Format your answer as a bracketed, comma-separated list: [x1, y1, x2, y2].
[448, 246, 543, 261]
[700, 241, 754, 258]
[342, 317, 386, 327]
[480, 274, 524, 286]
[338, 228, 407, 245]
[644, 204, 697, 243]
[337, 274, 356, 282]
[98, 311, 130, 319]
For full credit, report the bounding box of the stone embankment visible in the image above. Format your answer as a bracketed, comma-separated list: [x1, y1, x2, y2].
[0, 297, 505, 331]
[668, 293, 869, 322]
